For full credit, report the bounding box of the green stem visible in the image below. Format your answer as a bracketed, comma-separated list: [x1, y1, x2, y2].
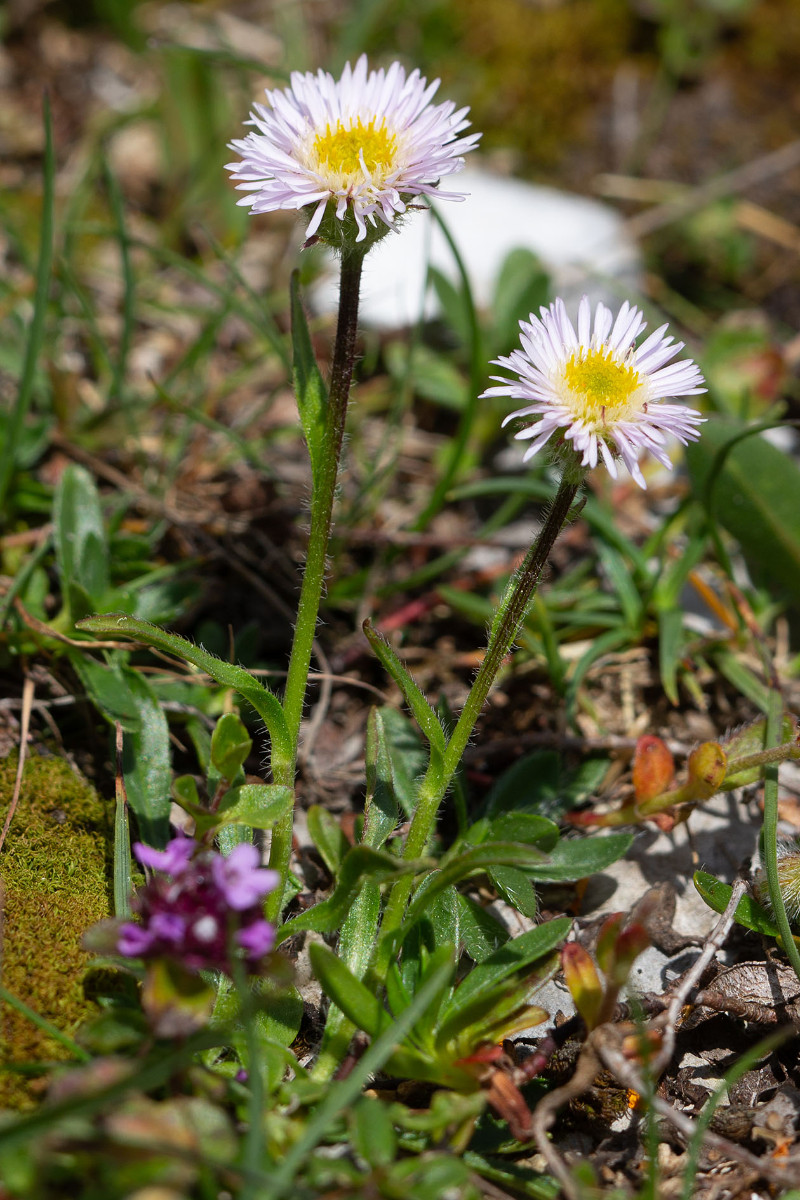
[267, 248, 365, 921]
[376, 472, 583, 964]
[762, 687, 800, 983]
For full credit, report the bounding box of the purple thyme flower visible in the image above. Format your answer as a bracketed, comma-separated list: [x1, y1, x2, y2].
[211, 843, 281, 911]
[134, 836, 196, 877]
[118, 838, 278, 975]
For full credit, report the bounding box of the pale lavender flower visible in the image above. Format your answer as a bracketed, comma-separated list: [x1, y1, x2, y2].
[211, 843, 280, 911]
[484, 296, 706, 489]
[226, 55, 480, 243]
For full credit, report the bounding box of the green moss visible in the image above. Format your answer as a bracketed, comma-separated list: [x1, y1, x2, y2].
[0, 752, 112, 1109]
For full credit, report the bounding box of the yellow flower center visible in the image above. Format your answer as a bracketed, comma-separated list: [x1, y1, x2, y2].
[562, 348, 643, 426]
[312, 118, 398, 184]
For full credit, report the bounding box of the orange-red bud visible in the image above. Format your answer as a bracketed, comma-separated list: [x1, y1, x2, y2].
[632, 736, 674, 803]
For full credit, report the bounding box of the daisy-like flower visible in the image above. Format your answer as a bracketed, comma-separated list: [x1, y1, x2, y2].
[484, 296, 706, 489]
[226, 54, 480, 245]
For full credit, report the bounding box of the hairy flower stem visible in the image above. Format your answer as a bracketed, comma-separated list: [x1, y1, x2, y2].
[376, 472, 583, 969]
[268, 248, 365, 922]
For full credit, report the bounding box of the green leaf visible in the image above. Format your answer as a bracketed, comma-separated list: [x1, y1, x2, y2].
[363, 621, 447, 758]
[215, 784, 293, 830]
[73, 657, 170, 846]
[479, 813, 560, 852]
[54, 465, 110, 620]
[490, 248, 550, 357]
[693, 869, 781, 937]
[687, 414, 800, 603]
[428, 266, 472, 347]
[712, 647, 770, 713]
[488, 866, 539, 920]
[658, 606, 685, 706]
[210, 712, 252, 782]
[597, 542, 643, 629]
[363, 708, 399, 850]
[76, 614, 290, 761]
[376, 706, 429, 819]
[309, 943, 391, 1040]
[402, 843, 551, 931]
[455, 894, 508, 963]
[485, 750, 607, 821]
[522, 833, 633, 882]
[440, 918, 571, 1026]
[350, 1097, 397, 1170]
[307, 805, 349, 875]
[277, 846, 427, 943]
[290, 270, 327, 486]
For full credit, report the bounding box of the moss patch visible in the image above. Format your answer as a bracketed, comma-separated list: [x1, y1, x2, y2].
[0, 752, 111, 1109]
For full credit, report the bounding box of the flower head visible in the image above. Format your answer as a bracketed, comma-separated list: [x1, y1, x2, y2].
[484, 296, 706, 488]
[226, 55, 480, 245]
[118, 839, 278, 974]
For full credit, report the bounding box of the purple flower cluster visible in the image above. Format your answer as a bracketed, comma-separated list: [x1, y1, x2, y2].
[118, 837, 279, 974]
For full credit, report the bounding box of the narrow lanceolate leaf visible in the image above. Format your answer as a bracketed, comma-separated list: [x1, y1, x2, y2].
[363, 708, 399, 851]
[73, 656, 171, 847]
[276, 847, 428, 943]
[401, 842, 551, 932]
[440, 918, 572, 1025]
[308, 943, 390, 1040]
[291, 270, 327, 486]
[362, 619, 447, 758]
[76, 614, 290, 761]
[54, 465, 110, 621]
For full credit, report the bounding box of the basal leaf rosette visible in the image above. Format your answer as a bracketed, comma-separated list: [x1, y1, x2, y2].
[485, 296, 706, 488]
[226, 54, 480, 250]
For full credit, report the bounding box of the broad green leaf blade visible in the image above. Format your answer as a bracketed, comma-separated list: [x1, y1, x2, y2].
[276, 847, 427, 943]
[687, 414, 800, 603]
[215, 784, 293, 829]
[376, 706, 429, 819]
[478, 813, 560, 851]
[522, 833, 633, 882]
[485, 750, 608, 822]
[290, 270, 327, 486]
[77, 614, 290, 760]
[309, 943, 391, 1040]
[363, 620, 447, 757]
[54, 465, 110, 620]
[441, 917, 572, 1025]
